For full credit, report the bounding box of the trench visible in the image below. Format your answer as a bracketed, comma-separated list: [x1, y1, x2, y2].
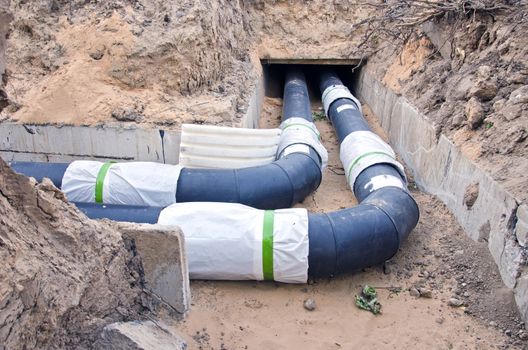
[2, 58, 526, 326]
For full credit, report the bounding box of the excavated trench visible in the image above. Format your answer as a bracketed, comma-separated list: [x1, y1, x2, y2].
[3, 59, 528, 348]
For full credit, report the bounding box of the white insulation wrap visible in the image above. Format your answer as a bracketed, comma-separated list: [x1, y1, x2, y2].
[179, 124, 281, 169]
[340, 131, 406, 189]
[322, 84, 362, 115]
[277, 117, 328, 170]
[62, 160, 183, 206]
[157, 202, 309, 283]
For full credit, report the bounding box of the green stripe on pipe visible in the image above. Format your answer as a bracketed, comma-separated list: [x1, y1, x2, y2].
[262, 210, 275, 281]
[347, 151, 394, 185]
[95, 161, 115, 203]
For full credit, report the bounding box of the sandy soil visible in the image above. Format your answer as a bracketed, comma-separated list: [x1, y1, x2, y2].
[165, 98, 526, 350]
[0, 158, 155, 349]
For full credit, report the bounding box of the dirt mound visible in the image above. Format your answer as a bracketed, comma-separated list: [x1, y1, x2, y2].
[1, 0, 255, 126]
[0, 158, 151, 349]
[365, 2, 528, 201]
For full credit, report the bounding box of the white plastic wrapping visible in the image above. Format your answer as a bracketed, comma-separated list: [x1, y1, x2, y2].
[340, 131, 406, 190]
[62, 160, 183, 207]
[179, 124, 281, 169]
[322, 84, 362, 115]
[277, 117, 329, 170]
[157, 202, 309, 283]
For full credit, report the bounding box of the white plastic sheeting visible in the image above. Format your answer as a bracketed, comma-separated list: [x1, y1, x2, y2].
[322, 84, 362, 115]
[277, 117, 328, 170]
[340, 131, 406, 190]
[179, 124, 281, 169]
[62, 160, 182, 206]
[157, 202, 309, 283]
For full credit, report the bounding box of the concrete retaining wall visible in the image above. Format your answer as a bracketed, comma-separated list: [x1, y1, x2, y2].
[0, 124, 181, 164]
[355, 68, 528, 321]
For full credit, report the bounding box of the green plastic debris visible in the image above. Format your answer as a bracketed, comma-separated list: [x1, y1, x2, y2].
[355, 285, 382, 315]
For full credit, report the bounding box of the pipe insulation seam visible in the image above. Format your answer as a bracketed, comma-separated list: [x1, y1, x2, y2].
[157, 202, 309, 283]
[62, 160, 183, 207]
[277, 117, 329, 170]
[339, 130, 407, 190]
[322, 84, 362, 115]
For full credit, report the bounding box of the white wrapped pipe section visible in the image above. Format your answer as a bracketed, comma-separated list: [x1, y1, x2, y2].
[340, 131, 407, 190]
[179, 124, 281, 169]
[277, 117, 329, 170]
[157, 202, 309, 283]
[62, 160, 183, 206]
[322, 84, 362, 115]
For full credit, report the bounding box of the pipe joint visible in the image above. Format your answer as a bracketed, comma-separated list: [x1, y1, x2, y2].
[322, 84, 362, 116]
[277, 117, 328, 169]
[340, 131, 407, 191]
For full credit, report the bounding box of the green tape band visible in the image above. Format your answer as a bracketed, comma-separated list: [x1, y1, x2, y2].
[262, 210, 275, 281]
[282, 123, 321, 140]
[347, 151, 394, 184]
[95, 161, 115, 203]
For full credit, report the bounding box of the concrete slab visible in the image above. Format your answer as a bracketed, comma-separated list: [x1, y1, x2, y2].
[99, 320, 187, 350]
[119, 223, 190, 315]
[0, 123, 181, 164]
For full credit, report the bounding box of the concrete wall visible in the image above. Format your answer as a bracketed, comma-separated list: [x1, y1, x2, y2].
[0, 124, 181, 164]
[239, 75, 264, 129]
[355, 68, 528, 321]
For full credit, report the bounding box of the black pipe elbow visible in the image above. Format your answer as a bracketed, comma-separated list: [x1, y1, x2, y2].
[307, 187, 419, 278]
[177, 148, 321, 209]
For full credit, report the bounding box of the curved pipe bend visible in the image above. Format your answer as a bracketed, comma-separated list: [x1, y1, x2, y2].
[9, 71, 323, 210]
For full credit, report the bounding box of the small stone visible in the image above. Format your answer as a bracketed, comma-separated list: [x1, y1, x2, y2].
[448, 298, 464, 307]
[518, 331, 528, 340]
[493, 99, 506, 112]
[463, 291, 470, 297]
[409, 287, 420, 297]
[505, 329, 512, 336]
[509, 86, 528, 105]
[489, 321, 497, 327]
[418, 288, 433, 298]
[89, 44, 106, 60]
[469, 79, 498, 101]
[303, 298, 316, 311]
[465, 97, 485, 129]
[507, 73, 527, 85]
[383, 261, 392, 275]
[476, 65, 492, 78]
[111, 102, 145, 122]
[451, 113, 466, 127]
[501, 104, 523, 121]
[435, 317, 444, 324]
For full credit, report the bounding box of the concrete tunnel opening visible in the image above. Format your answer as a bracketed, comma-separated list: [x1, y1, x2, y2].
[260, 59, 362, 104]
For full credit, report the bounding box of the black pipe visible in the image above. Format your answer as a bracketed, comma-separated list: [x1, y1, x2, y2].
[319, 70, 369, 142]
[9, 71, 322, 210]
[282, 71, 312, 121]
[306, 71, 419, 277]
[75, 202, 162, 224]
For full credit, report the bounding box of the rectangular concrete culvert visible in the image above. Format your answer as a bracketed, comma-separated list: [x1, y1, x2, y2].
[118, 223, 190, 315]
